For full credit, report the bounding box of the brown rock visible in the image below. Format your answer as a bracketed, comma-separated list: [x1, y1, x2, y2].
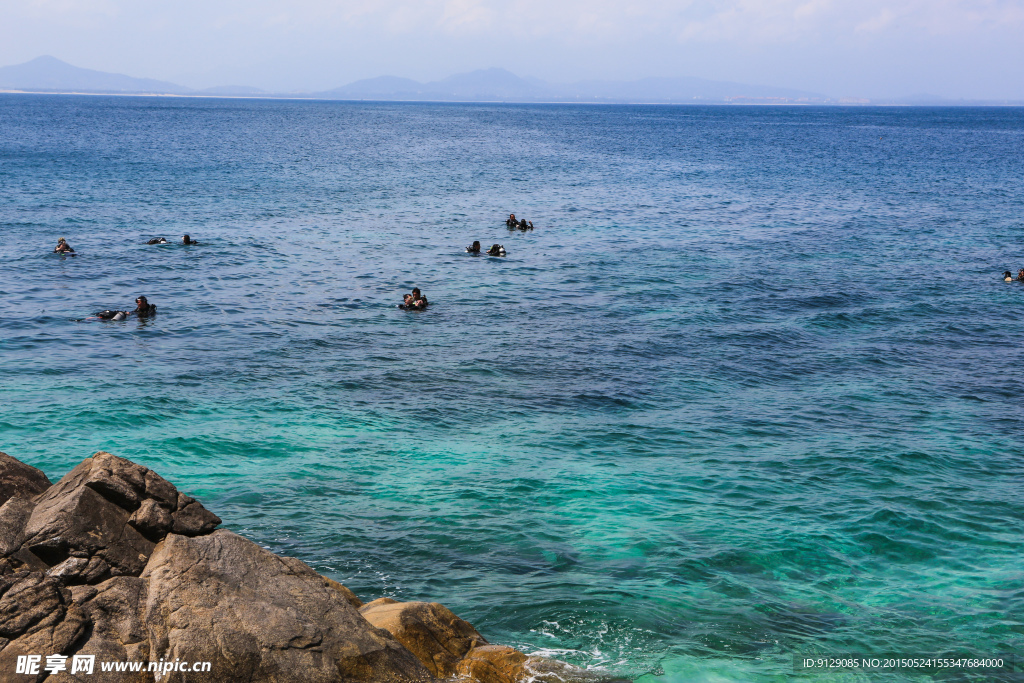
[0, 602, 88, 683]
[360, 600, 488, 678]
[0, 496, 36, 557]
[127, 498, 173, 540]
[0, 451, 50, 507]
[0, 571, 67, 639]
[170, 492, 221, 535]
[15, 451, 219, 576]
[456, 645, 527, 683]
[21, 484, 155, 574]
[140, 530, 435, 682]
[49, 577, 153, 682]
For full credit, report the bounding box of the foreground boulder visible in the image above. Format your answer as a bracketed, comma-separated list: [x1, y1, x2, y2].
[0, 452, 50, 507]
[360, 599, 487, 678]
[0, 451, 623, 682]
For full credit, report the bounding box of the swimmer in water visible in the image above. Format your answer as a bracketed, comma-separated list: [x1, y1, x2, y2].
[466, 241, 481, 253]
[54, 238, 75, 253]
[401, 289, 426, 309]
[487, 244, 506, 256]
[1004, 271, 1014, 282]
[134, 296, 157, 317]
[506, 213, 517, 228]
[147, 237, 168, 245]
[95, 296, 157, 320]
[182, 234, 198, 245]
[1017, 268, 1024, 281]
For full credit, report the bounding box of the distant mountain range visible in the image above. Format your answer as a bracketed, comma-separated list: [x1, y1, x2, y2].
[2, 56, 1020, 105]
[0, 56, 833, 104]
[321, 67, 831, 103]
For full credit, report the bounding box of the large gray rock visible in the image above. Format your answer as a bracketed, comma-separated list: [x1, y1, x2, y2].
[0, 451, 50, 507]
[17, 452, 220, 576]
[139, 530, 435, 682]
[23, 484, 155, 575]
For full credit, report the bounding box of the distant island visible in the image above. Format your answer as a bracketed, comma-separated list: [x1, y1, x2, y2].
[1, 56, 1021, 106]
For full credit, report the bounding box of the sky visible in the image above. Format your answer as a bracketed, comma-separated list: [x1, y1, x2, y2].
[1, 0, 1023, 99]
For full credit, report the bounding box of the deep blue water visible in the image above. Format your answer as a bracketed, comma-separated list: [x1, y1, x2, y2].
[1, 95, 1023, 681]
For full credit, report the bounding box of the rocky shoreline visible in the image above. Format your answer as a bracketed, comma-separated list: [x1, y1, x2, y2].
[1, 450, 625, 682]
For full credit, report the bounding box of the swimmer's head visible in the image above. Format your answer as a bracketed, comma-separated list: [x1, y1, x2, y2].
[57, 237, 66, 244]
[182, 234, 191, 243]
[411, 288, 421, 298]
[1004, 271, 1012, 278]
[136, 296, 148, 306]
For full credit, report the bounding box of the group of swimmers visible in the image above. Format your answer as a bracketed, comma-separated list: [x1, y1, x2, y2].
[94, 296, 157, 321]
[55, 235, 199, 253]
[403, 212, 539, 309]
[465, 241, 506, 256]
[59, 213, 539, 317]
[400, 288, 429, 310]
[1003, 270, 1024, 282]
[53, 235, 189, 320]
[505, 214, 534, 231]
[464, 212, 539, 258]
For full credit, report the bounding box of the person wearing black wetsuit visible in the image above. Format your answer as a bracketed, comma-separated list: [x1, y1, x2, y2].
[182, 234, 198, 245]
[134, 296, 157, 317]
[466, 241, 481, 253]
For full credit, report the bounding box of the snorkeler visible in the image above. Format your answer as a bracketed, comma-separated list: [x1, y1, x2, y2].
[147, 237, 168, 245]
[182, 234, 198, 245]
[1004, 271, 1014, 282]
[54, 238, 75, 253]
[487, 244, 506, 256]
[466, 241, 481, 253]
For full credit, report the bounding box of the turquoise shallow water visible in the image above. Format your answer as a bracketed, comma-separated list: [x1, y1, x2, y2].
[1, 96, 1023, 681]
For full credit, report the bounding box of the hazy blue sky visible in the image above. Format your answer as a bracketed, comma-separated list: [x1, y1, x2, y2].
[2, 0, 1022, 98]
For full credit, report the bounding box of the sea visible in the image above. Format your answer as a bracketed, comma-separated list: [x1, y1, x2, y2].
[1, 95, 1022, 682]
